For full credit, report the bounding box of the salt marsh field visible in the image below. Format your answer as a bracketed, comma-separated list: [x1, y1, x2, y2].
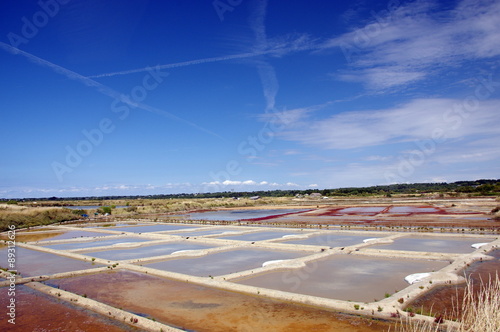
[1, 199, 499, 331]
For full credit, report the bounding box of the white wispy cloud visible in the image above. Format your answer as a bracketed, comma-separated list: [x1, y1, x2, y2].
[201, 180, 298, 187]
[324, 0, 500, 90]
[279, 98, 500, 149]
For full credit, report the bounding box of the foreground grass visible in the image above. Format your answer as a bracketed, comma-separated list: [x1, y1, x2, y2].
[392, 274, 500, 332]
[0, 204, 77, 232]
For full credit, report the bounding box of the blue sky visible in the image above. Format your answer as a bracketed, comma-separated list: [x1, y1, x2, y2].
[1, 0, 499, 198]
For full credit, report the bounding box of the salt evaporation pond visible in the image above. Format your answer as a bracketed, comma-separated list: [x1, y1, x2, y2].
[279, 233, 379, 247]
[85, 242, 213, 261]
[104, 224, 198, 233]
[177, 209, 308, 221]
[43, 270, 391, 331]
[17, 230, 113, 242]
[143, 249, 307, 277]
[336, 207, 387, 214]
[216, 230, 305, 241]
[370, 236, 496, 253]
[167, 227, 244, 237]
[83, 223, 150, 228]
[0, 285, 136, 332]
[388, 206, 442, 213]
[236, 255, 448, 302]
[0, 247, 102, 277]
[41, 237, 151, 251]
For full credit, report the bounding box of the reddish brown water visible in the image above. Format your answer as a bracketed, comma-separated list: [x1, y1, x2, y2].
[11, 230, 113, 243]
[310, 205, 477, 217]
[6, 231, 67, 242]
[406, 249, 500, 319]
[45, 270, 392, 331]
[0, 285, 135, 331]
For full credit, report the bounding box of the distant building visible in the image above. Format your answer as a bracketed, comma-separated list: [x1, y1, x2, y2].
[310, 193, 322, 198]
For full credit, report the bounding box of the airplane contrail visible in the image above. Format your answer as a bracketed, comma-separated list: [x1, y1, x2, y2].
[87, 50, 270, 78]
[0, 41, 222, 139]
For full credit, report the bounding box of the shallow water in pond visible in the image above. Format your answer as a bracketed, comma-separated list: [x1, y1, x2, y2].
[407, 249, 500, 319]
[85, 242, 214, 261]
[370, 236, 495, 253]
[388, 206, 441, 213]
[0, 284, 135, 332]
[42, 237, 150, 250]
[83, 222, 148, 228]
[167, 227, 245, 237]
[105, 224, 198, 233]
[178, 209, 308, 221]
[337, 207, 387, 214]
[44, 270, 391, 331]
[236, 255, 448, 302]
[280, 233, 379, 247]
[216, 230, 304, 241]
[0, 247, 102, 277]
[9, 231, 68, 242]
[22, 230, 114, 243]
[143, 249, 308, 277]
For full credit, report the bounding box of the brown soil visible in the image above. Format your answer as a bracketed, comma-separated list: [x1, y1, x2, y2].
[46, 270, 392, 332]
[0, 284, 136, 331]
[405, 249, 500, 319]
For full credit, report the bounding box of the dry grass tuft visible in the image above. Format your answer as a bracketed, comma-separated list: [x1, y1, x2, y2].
[458, 274, 500, 332]
[0, 205, 77, 232]
[391, 274, 500, 332]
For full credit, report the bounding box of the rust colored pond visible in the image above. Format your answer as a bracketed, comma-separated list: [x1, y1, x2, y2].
[7, 231, 66, 242]
[370, 236, 495, 253]
[406, 249, 500, 319]
[143, 249, 308, 277]
[314, 205, 448, 216]
[0, 285, 135, 331]
[18, 230, 114, 243]
[44, 270, 391, 331]
[0, 247, 102, 277]
[236, 255, 448, 302]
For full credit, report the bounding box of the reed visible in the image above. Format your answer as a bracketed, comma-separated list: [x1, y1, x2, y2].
[392, 274, 500, 332]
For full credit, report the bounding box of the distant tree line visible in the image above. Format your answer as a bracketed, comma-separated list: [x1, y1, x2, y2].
[1, 179, 499, 202]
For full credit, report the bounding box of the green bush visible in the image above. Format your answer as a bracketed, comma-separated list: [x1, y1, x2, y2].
[97, 206, 112, 214]
[72, 209, 87, 216]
